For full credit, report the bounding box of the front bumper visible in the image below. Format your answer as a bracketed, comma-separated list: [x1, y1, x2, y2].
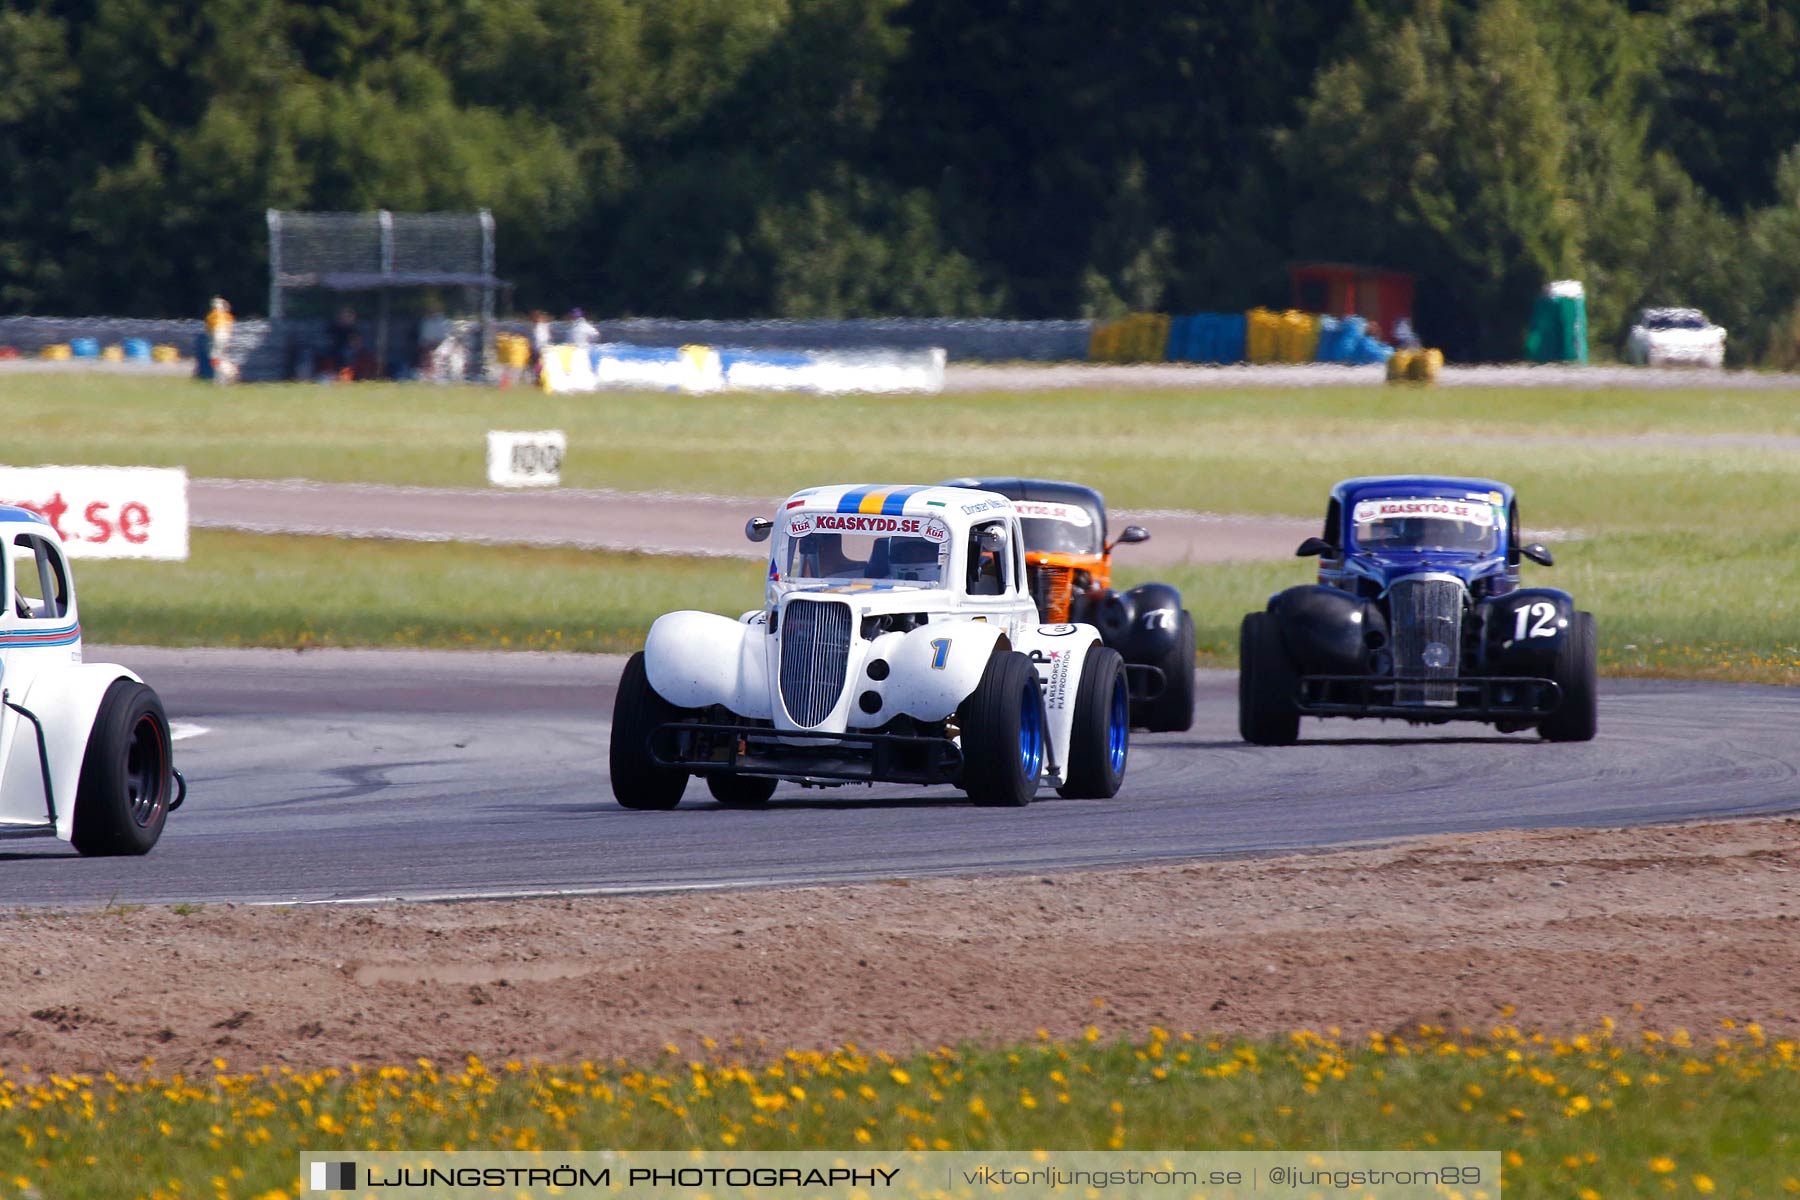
[649, 721, 963, 785]
[1297, 674, 1561, 721]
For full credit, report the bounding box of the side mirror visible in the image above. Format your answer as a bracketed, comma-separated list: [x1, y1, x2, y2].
[745, 516, 773, 543]
[1522, 542, 1554, 567]
[1296, 536, 1337, 558]
[1116, 525, 1150, 545]
[976, 527, 1006, 552]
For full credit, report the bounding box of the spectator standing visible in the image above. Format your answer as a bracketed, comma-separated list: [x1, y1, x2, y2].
[418, 302, 452, 380]
[567, 307, 597, 349]
[528, 309, 553, 380]
[327, 306, 358, 375]
[204, 296, 235, 382]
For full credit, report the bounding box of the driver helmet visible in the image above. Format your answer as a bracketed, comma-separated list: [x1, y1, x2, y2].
[887, 537, 940, 580]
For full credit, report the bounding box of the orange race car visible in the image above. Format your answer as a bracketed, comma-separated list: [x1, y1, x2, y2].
[944, 478, 1195, 731]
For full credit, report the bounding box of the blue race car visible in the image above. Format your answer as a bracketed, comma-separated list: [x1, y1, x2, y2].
[1238, 476, 1596, 744]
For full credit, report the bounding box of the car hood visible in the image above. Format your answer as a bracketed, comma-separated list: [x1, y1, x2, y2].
[770, 581, 954, 612]
[1347, 549, 1506, 592]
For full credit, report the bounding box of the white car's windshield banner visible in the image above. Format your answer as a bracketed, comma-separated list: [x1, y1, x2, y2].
[789, 513, 950, 542]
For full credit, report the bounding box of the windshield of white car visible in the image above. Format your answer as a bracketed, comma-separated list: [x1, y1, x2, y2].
[1017, 510, 1102, 555]
[784, 531, 946, 586]
[1643, 313, 1707, 330]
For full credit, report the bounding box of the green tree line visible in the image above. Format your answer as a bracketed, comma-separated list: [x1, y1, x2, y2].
[3, 0, 1799, 361]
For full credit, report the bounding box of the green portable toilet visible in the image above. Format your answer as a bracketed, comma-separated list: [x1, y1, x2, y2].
[1524, 281, 1588, 363]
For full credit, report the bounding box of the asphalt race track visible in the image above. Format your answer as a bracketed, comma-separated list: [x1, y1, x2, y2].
[3, 646, 1796, 907]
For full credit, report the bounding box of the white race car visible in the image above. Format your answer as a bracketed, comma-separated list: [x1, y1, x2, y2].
[0, 506, 185, 854]
[1625, 307, 1726, 368]
[610, 484, 1132, 808]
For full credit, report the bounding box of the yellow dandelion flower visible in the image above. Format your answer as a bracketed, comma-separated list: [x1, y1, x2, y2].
[1650, 1157, 1677, 1175]
[1692, 1177, 1715, 1194]
[889, 1069, 910, 1085]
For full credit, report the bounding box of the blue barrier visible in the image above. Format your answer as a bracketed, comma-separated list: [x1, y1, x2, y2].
[1165, 313, 1249, 364]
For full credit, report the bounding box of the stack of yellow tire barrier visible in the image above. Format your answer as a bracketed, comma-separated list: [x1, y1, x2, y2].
[1387, 348, 1445, 384]
[150, 344, 181, 363]
[1243, 309, 1321, 363]
[495, 332, 532, 369]
[38, 343, 71, 360]
[1275, 310, 1321, 362]
[1087, 313, 1171, 363]
[1244, 308, 1280, 363]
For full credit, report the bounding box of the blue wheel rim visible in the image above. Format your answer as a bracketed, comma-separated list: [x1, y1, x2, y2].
[1018, 679, 1044, 781]
[1108, 671, 1129, 774]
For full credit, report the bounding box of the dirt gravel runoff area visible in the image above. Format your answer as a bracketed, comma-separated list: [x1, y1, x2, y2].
[4, 816, 1796, 1075]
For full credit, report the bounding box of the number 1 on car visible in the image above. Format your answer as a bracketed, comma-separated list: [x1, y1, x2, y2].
[929, 638, 951, 669]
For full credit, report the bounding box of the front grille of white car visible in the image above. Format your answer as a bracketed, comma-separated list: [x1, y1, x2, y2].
[779, 598, 852, 727]
[1389, 576, 1465, 706]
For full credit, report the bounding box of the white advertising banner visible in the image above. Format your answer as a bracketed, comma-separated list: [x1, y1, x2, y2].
[539, 343, 945, 395]
[0, 466, 189, 559]
[487, 430, 566, 488]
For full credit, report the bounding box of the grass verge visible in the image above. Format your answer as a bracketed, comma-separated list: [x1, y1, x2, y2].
[4, 375, 1799, 533]
[3, 1025, 1794, 1199]
[1118, 528, 1800, 686]
[76, 531, 758, 655]
[78, 529, 1800, 685]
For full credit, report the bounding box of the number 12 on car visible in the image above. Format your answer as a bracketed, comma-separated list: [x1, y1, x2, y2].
[1514, 601, 1559, 640]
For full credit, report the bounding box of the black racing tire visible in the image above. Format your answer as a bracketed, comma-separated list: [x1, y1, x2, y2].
[1238, 612, 1301, 745]
[1137, 610, 1197, 732]
[71, 679, 174, 857]
[707, 773, 777, 808]
[958, 650, 1046, 808]
[1058, 647, 1129, 799]
[609, 651, 689, 810]
[1539, 610, 1598, 742]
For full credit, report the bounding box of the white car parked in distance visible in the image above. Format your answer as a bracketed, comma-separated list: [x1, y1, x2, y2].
[0, 505, 185, 854]
[610, 484, 1132, 808]
[1625, 307, 1726, 367]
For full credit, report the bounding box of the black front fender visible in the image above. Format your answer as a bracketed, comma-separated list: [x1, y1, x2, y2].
[1100, 582, 1185, 663]
[1477, 587, 1576, 675]
[1269, 585, 1386, 675]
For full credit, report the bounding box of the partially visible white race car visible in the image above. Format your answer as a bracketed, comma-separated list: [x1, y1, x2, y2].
[610, 483, 1133, 809]
[1625, 307, 1726, 368]
[0, 505, 186, 855]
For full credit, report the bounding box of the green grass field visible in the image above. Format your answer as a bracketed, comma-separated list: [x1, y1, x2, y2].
[4, 1026, 1794, 1199]
[77, 531, 756, 655]
[9, 373, 1798, 682]
[4, 375, 1798, 533]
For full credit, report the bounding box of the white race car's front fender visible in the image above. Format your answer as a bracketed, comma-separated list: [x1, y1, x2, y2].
[851, 619, 1008, 726]
[2, 664, 145, 841]
[644, 611, 772, 718]
[1015, 623, 1107, 788]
